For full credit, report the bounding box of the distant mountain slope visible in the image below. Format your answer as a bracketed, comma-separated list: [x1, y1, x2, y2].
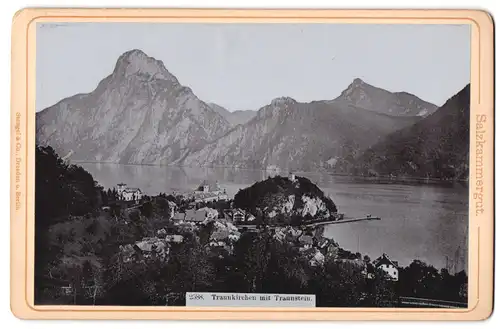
[208, 103, 256, 126]
[36, 49, 232, 164]
[183, 97, 420, 171]
[352, 84, 470, 179]
[335, 78, 439, 117]
[229, 110, 257, 126]
[207, 102, 231, 118]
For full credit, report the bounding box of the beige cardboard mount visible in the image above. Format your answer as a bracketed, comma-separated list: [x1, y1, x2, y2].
[10, 8, 494, 320]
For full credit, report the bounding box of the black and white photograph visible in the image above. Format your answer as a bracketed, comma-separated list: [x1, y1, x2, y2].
[34, 22, 470, 308]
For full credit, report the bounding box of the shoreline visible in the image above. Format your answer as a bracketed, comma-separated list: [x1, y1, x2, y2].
[74, 161, 469, 185]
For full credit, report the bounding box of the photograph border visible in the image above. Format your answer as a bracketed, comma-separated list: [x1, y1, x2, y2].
[10, 8, 494, 320]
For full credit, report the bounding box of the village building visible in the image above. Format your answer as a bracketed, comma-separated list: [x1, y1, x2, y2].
[325, 243, 340, 259]
[272, 228, 287, 242]
[207, 241, 233, 256]
[172, 212, 186, 221]
[298, 234, 314, 250]
[202, 207, 219, 220]
[116, 183, 143, 203]
[119, 237, 170, 263]
[232, 209, 245, 222]
[192, 180, 229, 203]
[224, 208, 256, 223]
[122, 188, 142, 202]
[165, 235, 184, 244]
[309, 250, 326, 267]
[134, 237, 169, 261]
[208, 231, 233, 254]
[185, 209, 204, 223]
[181, 207, 219, 223]
[157, 229, 184, 243]
[272, 227, 303, 242]
[119, 244, 136, 263]
[116, 183, 127, 194]
[374, 253, 399, 281]
[209, 240, 229, 248]
[207, 219, 241, 253]
[317, 237, 331, 249]
[195, 180, 222, 194]
[167, 200, 177, 219]
[183, 209, 204, 223]
[156, 228, 167, 238]
[210, 230, 230, 242]
[173, 220, 197, 233]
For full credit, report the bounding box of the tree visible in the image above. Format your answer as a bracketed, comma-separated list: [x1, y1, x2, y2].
[35, 146, 103, 303]
[260, 238, 309, 293]
[398, 260, 441, 299]
[309, 258, 366, 307]
[151, 196, 173, 219]
[140, 201, 153, 218]
[230, 232, 273, 292]
[365, 268, 398, 307]
[44, 214, 112, 304]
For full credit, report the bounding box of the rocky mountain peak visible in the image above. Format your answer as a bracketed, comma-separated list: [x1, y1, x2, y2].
[113, 49, 177, 82]
[270, 96, 297, 108]
[340, 78, 370, 97]
[351, 77, 365, 87]
[336, 78, 438, 117]
[271, 96, 297, 105]
[36, 50, 231, 165]
[255, 96, 298, 120]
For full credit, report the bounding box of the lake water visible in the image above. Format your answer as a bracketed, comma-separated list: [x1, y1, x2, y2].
[79, 163, 468, 272]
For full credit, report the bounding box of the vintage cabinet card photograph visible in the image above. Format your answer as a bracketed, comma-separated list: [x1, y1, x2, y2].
[10, 8, 494, 320]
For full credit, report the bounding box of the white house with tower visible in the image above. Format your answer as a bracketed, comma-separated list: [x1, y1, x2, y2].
[116, 183, 143, 203]
[191, 180, 228, 203]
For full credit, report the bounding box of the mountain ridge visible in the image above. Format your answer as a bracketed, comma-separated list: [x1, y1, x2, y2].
[182, 97, 421, 171]
[36, 49, 460, 174]
[335, 78, 439, 117]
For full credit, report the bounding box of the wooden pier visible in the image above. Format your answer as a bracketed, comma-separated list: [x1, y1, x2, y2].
[305, 216, 381, 227]
[235, 216, 381, 231]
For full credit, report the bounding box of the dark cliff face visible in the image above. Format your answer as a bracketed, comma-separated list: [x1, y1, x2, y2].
[353, 84, 470, 179]
[36, 49, 231, 164]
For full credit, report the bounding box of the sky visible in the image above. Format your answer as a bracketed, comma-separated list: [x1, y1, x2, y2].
[36, 22, 470, 112]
